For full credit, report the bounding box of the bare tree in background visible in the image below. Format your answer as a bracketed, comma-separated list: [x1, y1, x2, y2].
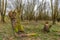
[38, 0, 47, 20]
[1, 0, 7, 23]
[24, 0, 36, 21]
[37, 1, 43, 20]
[53, 0, 58, 24]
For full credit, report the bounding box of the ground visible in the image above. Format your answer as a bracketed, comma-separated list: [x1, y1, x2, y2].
[0, 19, 60, 40]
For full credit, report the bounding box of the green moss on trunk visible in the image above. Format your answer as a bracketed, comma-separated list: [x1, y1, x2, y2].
[9, 10, 24, 33]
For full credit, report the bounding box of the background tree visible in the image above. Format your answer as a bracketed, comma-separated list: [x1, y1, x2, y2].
[0, 0, 1, 13]
[1, 0, 7, 23]
[37, 0, 43, 20]
[23, 0, 36, 21]
[53, 0, 58, 24]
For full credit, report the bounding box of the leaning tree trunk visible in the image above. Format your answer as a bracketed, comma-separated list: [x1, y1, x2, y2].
[9, 10, 24, 34]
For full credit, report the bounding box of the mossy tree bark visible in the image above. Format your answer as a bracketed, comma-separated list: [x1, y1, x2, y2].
[9, 10, 24, 34]
[15, 10, 24, 33]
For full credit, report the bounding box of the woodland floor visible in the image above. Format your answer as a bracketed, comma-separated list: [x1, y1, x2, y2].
[0, 19, 60, 40]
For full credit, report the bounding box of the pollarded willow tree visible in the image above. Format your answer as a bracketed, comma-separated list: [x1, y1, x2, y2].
[9, 0, 24, 34]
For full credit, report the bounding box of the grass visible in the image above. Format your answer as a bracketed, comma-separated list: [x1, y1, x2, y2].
[0, 20, 60, 40]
